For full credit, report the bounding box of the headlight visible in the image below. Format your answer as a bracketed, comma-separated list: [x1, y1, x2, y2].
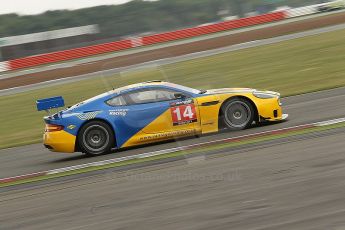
[253, 91, 278, 99]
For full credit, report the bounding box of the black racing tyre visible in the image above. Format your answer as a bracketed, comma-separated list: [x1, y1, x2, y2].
[221, 98, 254, 131]
[78, 120, 114, 156]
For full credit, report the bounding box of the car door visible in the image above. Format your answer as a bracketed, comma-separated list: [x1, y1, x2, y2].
[124, 88, 201, 134]
[106, 88, 200, 147]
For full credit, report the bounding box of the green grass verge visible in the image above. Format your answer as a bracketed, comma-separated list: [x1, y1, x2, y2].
[2, 121, 345, 188]
[0, 29, 345, 149]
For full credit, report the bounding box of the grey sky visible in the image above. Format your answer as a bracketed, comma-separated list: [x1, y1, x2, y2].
[1, 0, 134, 15]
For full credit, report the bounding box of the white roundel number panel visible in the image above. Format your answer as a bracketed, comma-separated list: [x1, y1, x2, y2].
[170, 103, 197, 126]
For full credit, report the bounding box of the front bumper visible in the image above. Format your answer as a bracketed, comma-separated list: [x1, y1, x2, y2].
[263, 113, 289, 122]
[257, 97, 287, 122]
[43, 130, 76, 153]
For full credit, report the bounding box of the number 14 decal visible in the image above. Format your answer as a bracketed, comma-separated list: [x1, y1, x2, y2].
[171, 104, 197, 126]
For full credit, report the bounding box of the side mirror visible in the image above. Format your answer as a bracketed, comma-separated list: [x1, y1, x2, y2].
[174, 93, 186, 99]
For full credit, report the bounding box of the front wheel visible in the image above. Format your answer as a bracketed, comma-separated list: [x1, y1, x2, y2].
[78, 121, 114, 156]
[221, 98, 254, 131]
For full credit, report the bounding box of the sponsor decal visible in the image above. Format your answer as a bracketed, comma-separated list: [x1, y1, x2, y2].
[109, 109, 129, 117]
[67, 125, 76, 130]
[170, 99, 193, 107]
[170, 99, 197, 126]
[76, 111, 102, 121]
[140, 129, 195, 141]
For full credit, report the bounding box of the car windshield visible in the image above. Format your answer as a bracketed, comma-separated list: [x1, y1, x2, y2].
[165, 82, 203, 94]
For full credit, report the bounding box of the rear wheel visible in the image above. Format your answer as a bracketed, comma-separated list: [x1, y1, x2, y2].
[221, 98, 254, 131]
[78, 121, 114, 156]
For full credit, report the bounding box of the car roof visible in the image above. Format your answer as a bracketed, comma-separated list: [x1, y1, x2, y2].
[112, 81, 173, 94]
[67, 81, 168, 109]
[105, 81, 201, 97]
[73, 81, 200, 108]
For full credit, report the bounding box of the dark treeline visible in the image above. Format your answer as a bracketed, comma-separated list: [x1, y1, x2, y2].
[0, 0, 322, 39]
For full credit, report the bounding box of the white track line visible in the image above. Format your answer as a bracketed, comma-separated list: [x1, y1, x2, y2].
[1, 116, 345, 184]
[314, 117, 345, 127]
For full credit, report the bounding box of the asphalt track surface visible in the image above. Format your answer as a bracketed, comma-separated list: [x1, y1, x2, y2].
[1, 86, 345, 180]
[1, 91, 345, 229]
[1, 13, 345, 230]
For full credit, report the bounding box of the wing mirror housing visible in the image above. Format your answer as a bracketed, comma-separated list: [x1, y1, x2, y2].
[174, 93, 186, 99]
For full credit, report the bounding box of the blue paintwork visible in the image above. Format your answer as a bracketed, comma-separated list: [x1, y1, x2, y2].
[41, 82, 204, 148]
[36, 96, 65, 111]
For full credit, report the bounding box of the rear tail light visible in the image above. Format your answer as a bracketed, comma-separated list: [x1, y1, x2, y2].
[45, 124, 64, 132]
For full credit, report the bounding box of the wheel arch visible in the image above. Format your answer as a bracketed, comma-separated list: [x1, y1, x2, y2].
[218, 96, 259, 130]
[75, 118, 117, 152]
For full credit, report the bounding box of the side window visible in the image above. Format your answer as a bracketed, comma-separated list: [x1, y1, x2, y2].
[125, 89, 188, 105]
[156, 90, 179, 100]
[126, 90, 157, 104]
[106, 95, 126, 106]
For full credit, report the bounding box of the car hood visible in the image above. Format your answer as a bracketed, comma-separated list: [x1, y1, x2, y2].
[206, 88, 280, 97]
[206, 88, 256, 94]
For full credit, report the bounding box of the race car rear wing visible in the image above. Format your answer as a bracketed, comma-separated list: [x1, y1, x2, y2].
[36, 96, 65, 115]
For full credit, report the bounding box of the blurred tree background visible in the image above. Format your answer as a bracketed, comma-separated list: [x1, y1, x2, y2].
[0, 0, 323, 39]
